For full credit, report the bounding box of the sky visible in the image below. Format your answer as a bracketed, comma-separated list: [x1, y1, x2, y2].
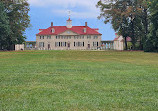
[26, 0, 116, 41]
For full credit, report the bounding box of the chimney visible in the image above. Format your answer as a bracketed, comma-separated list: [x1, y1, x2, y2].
[85, 22, 87, 27]
[51, 22, 53, 27]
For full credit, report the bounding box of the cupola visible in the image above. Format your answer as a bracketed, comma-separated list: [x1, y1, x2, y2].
[66, 17, 72, 28]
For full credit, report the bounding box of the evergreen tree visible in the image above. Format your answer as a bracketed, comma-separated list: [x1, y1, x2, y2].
[144, 0, 158, 52]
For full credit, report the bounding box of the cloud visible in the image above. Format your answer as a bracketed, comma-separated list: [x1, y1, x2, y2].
[28, 0, 96, 8]
[52, 9, 99, 19]
[28, 0, 100, 19]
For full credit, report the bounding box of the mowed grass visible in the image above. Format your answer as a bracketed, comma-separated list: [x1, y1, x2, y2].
[0, 50, 158, 111]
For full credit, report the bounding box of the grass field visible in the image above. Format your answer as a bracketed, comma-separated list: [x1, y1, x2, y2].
[0, 50, 158, 111]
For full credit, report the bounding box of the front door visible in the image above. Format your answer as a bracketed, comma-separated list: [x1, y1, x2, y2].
[48, 44, 50, 50]
[88, 44, 90, 49]
[68, 43, 70, 48]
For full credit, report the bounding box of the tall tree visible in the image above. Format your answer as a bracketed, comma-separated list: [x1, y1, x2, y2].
[0, 0, 30, 50]
[97, 0, 128, 50]
[97, 0, 149, 50]
[144, 0, 158, 52]
[0, 1, 10, 50]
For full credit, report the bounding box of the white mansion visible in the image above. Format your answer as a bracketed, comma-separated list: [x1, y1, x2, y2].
[36, 18, 102, 50]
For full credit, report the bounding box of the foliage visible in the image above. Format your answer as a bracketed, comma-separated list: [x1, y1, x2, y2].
[0, 1, 10, 50]
[0, 50, 158, 110]
[0, 0, 30, 50]
[97, 0, 150, 50]
[144, 0, 158, 52]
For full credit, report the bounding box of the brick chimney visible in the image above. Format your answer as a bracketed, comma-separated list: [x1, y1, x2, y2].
[85, 22, 87, 27]
[51, 22, 53, 27]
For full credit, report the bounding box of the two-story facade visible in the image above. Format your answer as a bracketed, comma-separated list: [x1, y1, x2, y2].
[36, 18, 102, 50]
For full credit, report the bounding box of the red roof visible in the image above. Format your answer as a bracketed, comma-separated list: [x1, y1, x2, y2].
[93, 28, 99, 30]
[37, 26, 102, 35]
[126, 37, 132, 42]
[114, 37, 118, 41]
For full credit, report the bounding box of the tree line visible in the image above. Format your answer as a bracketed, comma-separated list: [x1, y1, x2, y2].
[0, 0, 30, 50]
[97, 0, 158, 52]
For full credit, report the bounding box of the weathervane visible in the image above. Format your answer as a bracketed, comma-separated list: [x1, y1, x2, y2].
[68, 10, 71, 19]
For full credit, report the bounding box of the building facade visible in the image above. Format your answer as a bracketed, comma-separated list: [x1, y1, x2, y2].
[113, 34, 124, 50]
[36, 18, 102, 50]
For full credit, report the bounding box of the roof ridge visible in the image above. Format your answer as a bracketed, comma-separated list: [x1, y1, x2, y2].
[37, 25, 102, 35]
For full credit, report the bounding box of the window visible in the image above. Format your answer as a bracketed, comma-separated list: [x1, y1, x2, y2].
[55, 42, 59, 47]
[94, 35, 98, 39]
[78, 42, 80, 46]
[61, 42, 62, 47]
[65, 36, 68, 39]
[65, 42, 67, 47]
[56, 36, 58, 39]
[62, 42, 65, 47]
[40, 36, 44, 39]
[83, 28, 86, 33]
[51, 28, 55, 33]
[80, 42, 83, 46]
[39, 42, 44, 47]
[74, 42, 84, 47]
[93, 42, 98, 46]
[47, 35, 51, 39]
[87, 35, 91, 39]
[59, 42, 60, 47]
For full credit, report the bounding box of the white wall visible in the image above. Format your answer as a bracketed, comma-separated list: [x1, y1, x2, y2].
[114, 36, 124, 50]
[15, 44, 24, 51]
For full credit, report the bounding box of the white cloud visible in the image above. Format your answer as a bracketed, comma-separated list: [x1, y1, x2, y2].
[52, 9, 99, 19]
[28, 0, 100, 19]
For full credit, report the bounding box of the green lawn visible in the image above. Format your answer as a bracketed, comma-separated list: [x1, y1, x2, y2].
[0, 50, 158, 111]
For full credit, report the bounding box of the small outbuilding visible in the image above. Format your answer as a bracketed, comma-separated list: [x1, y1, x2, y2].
[15, 44, 24, 51]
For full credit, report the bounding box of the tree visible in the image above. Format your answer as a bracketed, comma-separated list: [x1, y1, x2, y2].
[97, 0, 127, 50]
[97, 0, 149, 50]
[144, 0, 158, 52]
[0, 0, 30, 50]
[0, 1, 10, 50]
[97, 0, 141, 50]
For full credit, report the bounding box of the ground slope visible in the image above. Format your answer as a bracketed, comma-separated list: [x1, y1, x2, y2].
[0, 51, 158, 111]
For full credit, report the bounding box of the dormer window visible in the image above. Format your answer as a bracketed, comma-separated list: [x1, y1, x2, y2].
[83, 28, 86, 33]
[51, 28, 55, 33]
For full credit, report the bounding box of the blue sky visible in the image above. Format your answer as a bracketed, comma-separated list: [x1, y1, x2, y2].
[26, 0, 116, 41]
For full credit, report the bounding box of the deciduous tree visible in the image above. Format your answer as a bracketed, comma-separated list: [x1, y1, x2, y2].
[97, 0, 149, 50]
[0, 1, 10, 50]
[0, 0, 30, 50]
